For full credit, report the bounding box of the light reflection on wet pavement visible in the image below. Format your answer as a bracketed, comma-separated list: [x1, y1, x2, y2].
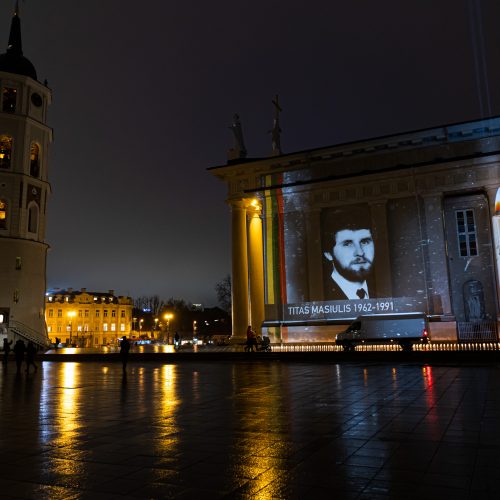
[1, 360, 500, 499]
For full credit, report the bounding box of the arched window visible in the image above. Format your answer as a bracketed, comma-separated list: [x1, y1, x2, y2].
[0, 199, 6, 229]
[27, 202, 38, 234]
[30, 143, 40, 177]
[2, 87, 17, 113]
[0, 135, 12, 169]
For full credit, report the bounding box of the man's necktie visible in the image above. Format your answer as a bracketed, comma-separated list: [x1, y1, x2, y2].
[356, 288, 366, 299]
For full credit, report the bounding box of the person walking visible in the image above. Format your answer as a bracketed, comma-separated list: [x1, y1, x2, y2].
[2, 337, 12, 365]
[119, 336, 131, 372]
[13, 339, 26, 373]
[245, 325, 256, 352]
[26, 341, 38, 373]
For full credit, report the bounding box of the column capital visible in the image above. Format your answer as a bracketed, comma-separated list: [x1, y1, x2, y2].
[421, 192, 443, 200]
[228, 197, 262, 213]
[483, 186, 500, 215]
[367, 199, 388, 208]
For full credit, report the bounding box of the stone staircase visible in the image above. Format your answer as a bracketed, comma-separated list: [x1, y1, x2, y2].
[8, 320, 50, 350]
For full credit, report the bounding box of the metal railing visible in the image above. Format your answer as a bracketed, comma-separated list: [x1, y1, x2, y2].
[457, 321, 498, 342]
[8, 320, 50, 348]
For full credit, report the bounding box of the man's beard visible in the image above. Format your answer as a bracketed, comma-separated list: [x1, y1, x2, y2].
[333, 255, 373, 282]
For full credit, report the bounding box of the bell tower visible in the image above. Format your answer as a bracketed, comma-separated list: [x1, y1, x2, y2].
[0, 2, 52, 346]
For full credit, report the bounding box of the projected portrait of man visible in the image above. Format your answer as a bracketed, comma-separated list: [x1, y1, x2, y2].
[323, 208, 376, 300]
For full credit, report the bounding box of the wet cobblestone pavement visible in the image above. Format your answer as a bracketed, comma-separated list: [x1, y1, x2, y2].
[1, 359, 500, 499]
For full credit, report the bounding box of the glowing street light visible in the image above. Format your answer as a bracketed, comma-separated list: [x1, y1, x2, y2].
[67, 310, 76, 346]
[164, 313, 173, 344]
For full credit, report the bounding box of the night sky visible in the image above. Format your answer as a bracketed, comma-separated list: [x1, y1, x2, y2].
[2, 1, 500, 306]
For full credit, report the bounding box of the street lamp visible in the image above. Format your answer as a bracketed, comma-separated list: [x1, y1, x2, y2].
[154, 318, 159, 339]
[164, 313, 173, 344]
[139, 318, 144, 337]
[67, 310, 76, 346]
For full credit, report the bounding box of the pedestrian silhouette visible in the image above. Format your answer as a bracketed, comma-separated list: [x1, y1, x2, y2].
[245, 325, 256, 352]
[13, 339, 25, 373]
[26, 341, 38, 373]
[174, 331, 180, 349]
[2, 337, 12, 365]
[120, 336, 131, 372]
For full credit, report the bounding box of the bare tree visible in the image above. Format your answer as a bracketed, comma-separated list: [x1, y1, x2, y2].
[215, 275, 231, 313]
[134, 295, 165, 316]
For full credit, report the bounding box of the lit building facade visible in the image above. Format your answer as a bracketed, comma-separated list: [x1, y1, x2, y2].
[211, 116, 500, 343]
[45, 289, 133, 347]
[0, 5, 52, 347]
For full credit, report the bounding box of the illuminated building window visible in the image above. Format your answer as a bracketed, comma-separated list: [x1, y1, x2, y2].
[456, 209, 478, 257]
[56, 325, 61, 333]
[103, 323, 108, 332]
[120, 324, 125, 331]
[111, 323, 116, 331]
[2, 87, 17, 113]
[0, 136, 12, 169]
[0, 199, 7, 229]
[77, 325, 82, 332]
[47, 326, 51, 333]
[30, 143, 40, 177]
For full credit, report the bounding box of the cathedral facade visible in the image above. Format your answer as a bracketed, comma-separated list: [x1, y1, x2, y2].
[211, 116, 500, 343]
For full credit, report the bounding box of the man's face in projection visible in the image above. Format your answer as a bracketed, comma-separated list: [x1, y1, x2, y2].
[332, 228, 374, 282]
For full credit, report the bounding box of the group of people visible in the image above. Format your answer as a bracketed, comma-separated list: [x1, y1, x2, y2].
[2, 338, 38, 373]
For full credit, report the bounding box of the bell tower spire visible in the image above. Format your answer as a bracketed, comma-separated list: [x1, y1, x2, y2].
[0, 2, 52, 348]
[8, 1, 23, 55]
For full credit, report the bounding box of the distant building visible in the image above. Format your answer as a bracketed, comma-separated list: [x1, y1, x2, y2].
[45, 289, 133, 347]
[0, 5, 52, 347]
[211, 116, 500, 343]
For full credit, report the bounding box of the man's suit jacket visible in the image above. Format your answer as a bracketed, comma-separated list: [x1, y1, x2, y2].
[324, 278, 375, 301]
[325, 281, 349, 301]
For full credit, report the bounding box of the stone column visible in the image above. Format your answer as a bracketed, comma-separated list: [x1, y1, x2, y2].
[231, 201, 249, 341]
[305, 208, 323, 300]
[248, 208, 265, 336]
[485, 186, 500, 314]
[369, 201, 392, 298]
[422, 193, 453, 316]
